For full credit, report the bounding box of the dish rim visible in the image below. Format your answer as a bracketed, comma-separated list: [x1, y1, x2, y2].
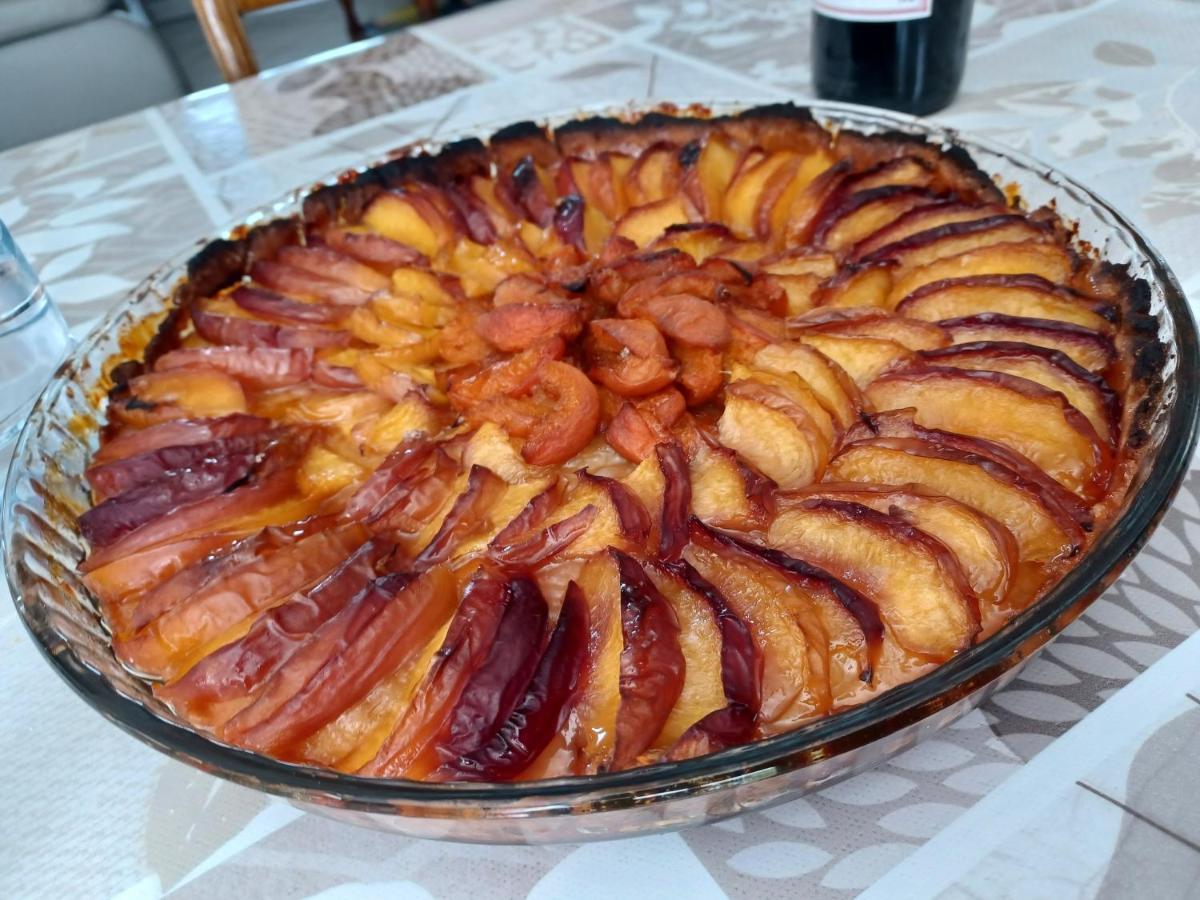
[6, 98, 1199, 814]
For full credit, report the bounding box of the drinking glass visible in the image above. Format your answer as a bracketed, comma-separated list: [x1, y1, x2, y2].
[0, 219, 71, 447]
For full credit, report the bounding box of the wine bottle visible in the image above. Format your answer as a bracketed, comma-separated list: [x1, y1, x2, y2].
[811, 1, 973, 116]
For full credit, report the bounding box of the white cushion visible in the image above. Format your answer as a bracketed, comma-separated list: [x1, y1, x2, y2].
[0, 0, 111, 46]
[0, 13, 185, 150]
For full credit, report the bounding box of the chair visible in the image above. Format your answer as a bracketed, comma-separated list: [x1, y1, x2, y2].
[191, 0, 366, 82]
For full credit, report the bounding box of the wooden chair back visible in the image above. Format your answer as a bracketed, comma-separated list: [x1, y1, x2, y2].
[191, 0, 365, 82]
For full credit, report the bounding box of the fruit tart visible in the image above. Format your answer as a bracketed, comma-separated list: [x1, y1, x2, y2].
[77, 104, 1161, 782]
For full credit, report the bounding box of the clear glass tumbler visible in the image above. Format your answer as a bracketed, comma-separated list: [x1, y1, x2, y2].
[0, 219, 71, 447]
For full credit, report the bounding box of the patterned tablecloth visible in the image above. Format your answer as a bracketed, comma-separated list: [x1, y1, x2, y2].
[2, 1, 1199, 897]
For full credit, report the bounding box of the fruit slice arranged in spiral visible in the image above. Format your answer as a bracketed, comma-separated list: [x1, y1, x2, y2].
[79, 104, 1152, 781]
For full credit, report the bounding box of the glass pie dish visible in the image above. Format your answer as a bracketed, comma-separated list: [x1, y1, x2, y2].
[5, 101, 1198, 843]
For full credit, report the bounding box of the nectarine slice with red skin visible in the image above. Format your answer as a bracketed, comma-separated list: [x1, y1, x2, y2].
[793, 331, 913, 388]
[860, 214, 1051, 271]
[920, 341, 1119, 442]
[436, 580, 588, 782]
[412, 465, 508, 569]
[660, 560, 762, 758]
[86, 428, 278, 503]
[791, 307, 949, 352]
[939, 313, 1116, 373]
[611, 551, 686, 768]
[643, 563, 726, 750]
[766, 498, 980, 661]
[829, 437, 1083, 565]
[812, 185, 938, 251]
[795, 484, 1018, 633]
[277, 245, 391, 293]
[124, 367, 248, 421]
[363, 568, 511, 778]
[692, 521, 884, 664]
[847, 409, 1093, 531]
[321, 228, 429, 271]
[887, 242, 1077, 308]
[85, 532, 244, 630]
[656, 442, 692, 562]
[226, 566, 458, 757]
[124, 513, 333, 633]
[342, 437, 437, 524]
[155, 537, 389, 728]
[116, 523, 367, 682]
[155, 347, 313, 389]
[613, 196, 692, 248]
[848, 200, 1007, 261]
[80, 435, 306, 572]
[89, 414, 271, 466]
[519, 552, 622, 778]
[489, 504, 597, 568]
[193, 302, 351, 350]
[866, 366, 1110, 498]
[250, 261, 372, 307]
[753, 341, 864, 431]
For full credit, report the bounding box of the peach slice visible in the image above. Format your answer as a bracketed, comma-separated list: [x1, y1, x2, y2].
[156, 538, 390, 728]
[115, 524, 366, 682]
[920, 341, 1119, 442]
[610, 551, 686, 768]
[729, 362, 837, 449]
[753, 341, 864, 430]
[898, 274, 1116, 333]
[643, 563, 727, 749]
[828, 438, 1082, 564]
[685, 539, 825, 730]
[362, 192, 448, 257]
[888, 242, 1077, 308]
[813, 185, 937, 251]
[861, 214, 1051, 270]
[816, 262, 894, 309]
[723, 151, 801, 238]
[794, 332, 913, 388]
[624, 143, 684, 207]
[718, 390, 823, 490]
[521, 552, 622, 777]
[322, 228, 429, 271]
[439, 580, 588, 782]
[685, 431, 774, 531]
[684, 134, 741, 220]
[847, 410, 1093, 532]
[939, 313, 1116, 373]
[689, 523, 878, 706]
[866, 367, 1109, 497]
[796, 484, 1017, 632]
[766, 499, 980, 660]
[791, 307, 949, 351]
[849, 200, 1007, 261]
[613, 196, 691, 248]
